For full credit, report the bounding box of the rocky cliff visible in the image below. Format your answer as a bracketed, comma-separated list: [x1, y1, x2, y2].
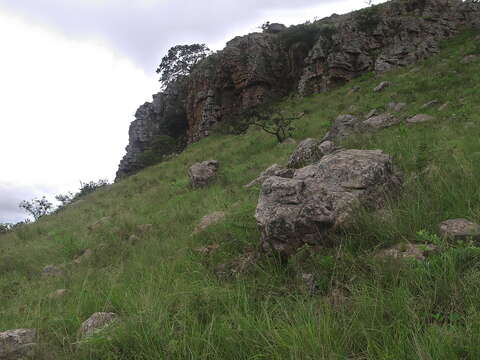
[116, 0, 479, 180]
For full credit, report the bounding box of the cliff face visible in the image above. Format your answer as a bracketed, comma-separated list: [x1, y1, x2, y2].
[116, 0, 479, 180]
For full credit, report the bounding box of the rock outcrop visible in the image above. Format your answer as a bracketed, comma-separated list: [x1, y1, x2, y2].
[298, 0, 479, 96]
[255, 149, 402, 258]
[116, 0, 480, 179]
[287, 138, 336, 169]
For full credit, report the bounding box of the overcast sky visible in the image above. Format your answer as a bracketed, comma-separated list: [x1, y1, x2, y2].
[0, 0, 384, 223]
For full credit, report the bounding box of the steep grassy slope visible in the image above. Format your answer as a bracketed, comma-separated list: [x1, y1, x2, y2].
[1, 29, 480, 359]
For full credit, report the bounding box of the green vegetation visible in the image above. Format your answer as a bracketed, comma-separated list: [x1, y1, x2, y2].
[1, 30, 480, 359]
[278, 21, 337, 50]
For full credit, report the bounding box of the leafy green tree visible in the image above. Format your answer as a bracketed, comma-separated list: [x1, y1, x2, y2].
[156, 44, 211, 89]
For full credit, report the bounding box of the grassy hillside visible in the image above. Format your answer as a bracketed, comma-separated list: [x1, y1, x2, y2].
[1, 29, 480, 359]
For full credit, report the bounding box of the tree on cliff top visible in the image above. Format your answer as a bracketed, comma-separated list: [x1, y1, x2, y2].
[156, 44, 211, 89]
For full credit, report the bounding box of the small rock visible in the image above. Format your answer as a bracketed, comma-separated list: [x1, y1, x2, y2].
[137, 224, 153, 233]
[287, 138, 332, 169]
[245, 164, 294, 188]
[127, 235, 141, 245]
[406, 114, 435, 124]
[300, 273, 316, 294]
[73, 249, 93, 265]
[365, 109, 379, 120]
[280, 138, 297, 145]
[88, 217, 111, 231]
[48, 289, 68, 299]
[421, 100, 440, 109]
[387, 102, 407, 113]
[376, 243, 437, 261]
[438, 102, 449, 111]
[322, 114, 361, 141]
[42, 265, 64, 277]
[373, 81, 391, 92]
[327, 287, 348, 309]
[460, 55, 479, 64]
[194, 212, 226, 234]
[79, 312, 118, 338]
[438, 219, 480, 242]
[363, 113, 401, 129]
[188, 160, 219, 188]
[194, 243, 220, 255]
[0, 328, 37, 359]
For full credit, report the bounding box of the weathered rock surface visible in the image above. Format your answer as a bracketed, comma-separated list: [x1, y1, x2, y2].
[373, 81, 391, 93]
[188, 160, 219, 188]
[42, 265, 64, 277]
[298, 0, 480, 96]
[88, 216, 111, 232]
[323, 114, 361, 141]
[256, 149, 402, 257]
[73, 249, 93, 265]
[363, 113, 401, 129]
[438, 218, 480, 242]
[406, 114, 435, 124]
[79, 312, 118, 338]
[0, 329, 36, 360]
[48, 289, 68, 299]
[194, 212, 226, 234]
[245, 164, 294, 188]
[376, 243, 438, 261]
[287, 138, 336, 169]
[116, 81, 188, 180]
[387, 102, 407, 113]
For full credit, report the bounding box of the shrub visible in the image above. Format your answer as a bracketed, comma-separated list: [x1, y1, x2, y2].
[19, 196, 53, 220]
[278, 21, 336, 49]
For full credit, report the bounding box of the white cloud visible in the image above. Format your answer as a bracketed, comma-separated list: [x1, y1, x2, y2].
[0, 11, 157, 222]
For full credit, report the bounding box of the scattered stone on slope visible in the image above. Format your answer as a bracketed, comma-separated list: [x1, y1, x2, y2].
[421, 100, 440, 109]
[79, 312, 118, 338]
[363, 113, 401, 129]
[73, 249, 93, 265]
[42, 265, 64, 277]
[88, 217, 111, 232]
[0, 328, 36, 360]
[127, 235, 141, 245]
[287, 138, 336, 169]
[194, 244, 220, 255]
[48, 289, 68, 299]
[215, 250, 259, 279]
[406, 114, 435, 124]
[438, 219, 480, 242]
[188, 160, 219, 188]
[323, 114, 361, 141]
[438, 102, 449, 111]
[365, 109, 379, 120]
[255, 149, 402, 258]
[373, 81, 391, 93]
[347, 86, 361, 96]
[460, 54, 479, 64]
[245, 164, 294, 188]
[137, 224, 153, 234]
[194, 212, 226, 234]
[300, 273, 317, 294]
[387, 102, 407, 113]
[280, 138, 297, 145]
[376, 243, 438, 261]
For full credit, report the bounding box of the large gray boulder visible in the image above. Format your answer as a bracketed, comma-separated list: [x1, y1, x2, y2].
[0, 328, 36, 359]
[188, 160, 219, 188]
[255, 149, 402, 258]
[287, 139, 336, 169]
